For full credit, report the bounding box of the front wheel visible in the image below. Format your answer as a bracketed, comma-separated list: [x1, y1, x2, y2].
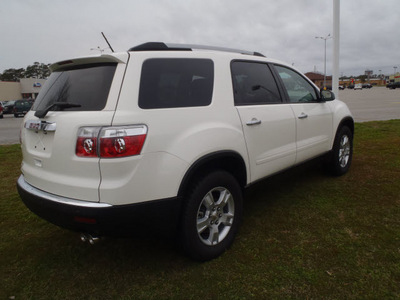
[180, 170, 243, 261]
[326, 126, 353, 176]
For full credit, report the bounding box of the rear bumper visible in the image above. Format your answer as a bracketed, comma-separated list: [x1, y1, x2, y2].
[17, 175, 182, 236]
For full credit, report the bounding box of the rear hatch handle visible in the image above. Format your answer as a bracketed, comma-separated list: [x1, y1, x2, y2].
[34, 102, 81, 118]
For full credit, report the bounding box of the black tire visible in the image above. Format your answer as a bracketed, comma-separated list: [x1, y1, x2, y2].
[180, 170, 243, 261]
[327, 126, 353, 176]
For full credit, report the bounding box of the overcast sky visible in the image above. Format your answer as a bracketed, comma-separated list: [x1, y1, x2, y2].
[1, 0, 399, 77]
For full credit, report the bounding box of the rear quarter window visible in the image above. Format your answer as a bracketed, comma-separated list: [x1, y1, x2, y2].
[139, 58, 214, 109]
[33, 63, 117, 112]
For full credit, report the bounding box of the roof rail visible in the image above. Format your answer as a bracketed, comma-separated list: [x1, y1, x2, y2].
[128, 42, 265, 57]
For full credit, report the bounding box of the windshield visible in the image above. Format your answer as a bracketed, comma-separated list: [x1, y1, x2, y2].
[33, 63, 117, 112]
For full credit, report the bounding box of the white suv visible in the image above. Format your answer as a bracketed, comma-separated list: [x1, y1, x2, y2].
[17, 42, 353, 260]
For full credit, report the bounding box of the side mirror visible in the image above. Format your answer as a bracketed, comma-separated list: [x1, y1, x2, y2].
[320, 89, 335, 101]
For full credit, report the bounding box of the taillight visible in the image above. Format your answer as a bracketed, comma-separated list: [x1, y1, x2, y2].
[76, 125, 147, 158]
[99, 126, 147, 158]
[76, 127, 100, 157]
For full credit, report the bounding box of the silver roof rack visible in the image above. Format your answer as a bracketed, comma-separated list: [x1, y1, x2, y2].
[128, 42, 265, 57]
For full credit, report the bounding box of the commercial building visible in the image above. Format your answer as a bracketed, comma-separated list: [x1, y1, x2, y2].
[387, 73, 400, 84]
[305, 72, 387, 88]
[304, 72, 332, 88]
[0, 78, 46, 101]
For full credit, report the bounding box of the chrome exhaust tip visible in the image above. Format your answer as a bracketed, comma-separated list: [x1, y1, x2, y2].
[80, 233, 88, 242]
[80, 233, 101, 244]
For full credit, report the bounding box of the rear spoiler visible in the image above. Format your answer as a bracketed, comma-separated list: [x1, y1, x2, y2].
[50, 53, 128, 72]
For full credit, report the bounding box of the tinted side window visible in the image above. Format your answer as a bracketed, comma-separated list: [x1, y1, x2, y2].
[33, 64, 117, 111]
[139, 59, 214, 109]
[231, 61, 282, 105]
[275, 65, 318, 103]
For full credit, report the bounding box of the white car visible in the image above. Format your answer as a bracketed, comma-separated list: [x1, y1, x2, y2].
[17, 42, 354, 260]
[354, 83, 363, 90]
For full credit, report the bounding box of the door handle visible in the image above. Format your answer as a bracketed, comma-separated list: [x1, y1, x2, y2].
[298, 112, 308, 119]
[246, 118, 262, 126]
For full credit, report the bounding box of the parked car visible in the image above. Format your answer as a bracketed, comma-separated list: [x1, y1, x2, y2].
[347, 84, 354, 89]
[391, 82, 400, 89]
[17, 42, 354, 261]
[362, 83, 372, 89]
[13, 99, 33, 117]
[339, 85, 345, 90]
[0, 103, 3, 119]
[3, 100, 16, 114]
[386, 82, 400, 89]
[354, 84, 363, 90]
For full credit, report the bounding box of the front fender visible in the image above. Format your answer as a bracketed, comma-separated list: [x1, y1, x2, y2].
[328, 99, 354, 148]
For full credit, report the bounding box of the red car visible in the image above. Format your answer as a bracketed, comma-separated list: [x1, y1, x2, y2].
[0, 103, 4, 119]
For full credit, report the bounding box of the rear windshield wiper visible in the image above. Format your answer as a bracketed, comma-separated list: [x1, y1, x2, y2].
[34, 102, 81, 118]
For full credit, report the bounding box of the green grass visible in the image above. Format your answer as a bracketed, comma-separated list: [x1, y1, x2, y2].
[1, 120, 400, 299]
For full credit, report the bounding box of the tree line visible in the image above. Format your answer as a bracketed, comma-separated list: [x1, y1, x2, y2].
[0, 62, 50, 81]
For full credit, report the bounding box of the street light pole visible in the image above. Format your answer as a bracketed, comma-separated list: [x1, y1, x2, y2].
[332, 0, 340, 96]
[315, 34, 332, 88]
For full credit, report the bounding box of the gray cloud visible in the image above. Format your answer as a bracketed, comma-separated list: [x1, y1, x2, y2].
[1, 0, 399, 76]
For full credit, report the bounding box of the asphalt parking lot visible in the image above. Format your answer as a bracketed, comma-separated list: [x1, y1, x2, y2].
[0, 87, 399, 145]
[338, 86, 400, 122]
[0, 114, 23, 145]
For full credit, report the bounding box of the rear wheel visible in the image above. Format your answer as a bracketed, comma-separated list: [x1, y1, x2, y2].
[180, 170, 243, 261]
[327, 126, 353, 176]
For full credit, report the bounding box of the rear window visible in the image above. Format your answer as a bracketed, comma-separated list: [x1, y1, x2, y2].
[139, 58, 214, 109]
[32, 63, 117, 112]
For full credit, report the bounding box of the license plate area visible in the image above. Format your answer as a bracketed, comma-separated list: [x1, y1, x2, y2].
[25, 120, 57, 132]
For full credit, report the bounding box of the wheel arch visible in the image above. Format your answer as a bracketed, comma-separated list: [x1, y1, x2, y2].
[337, 116, 354, 134]
[333, 116, 354, 146]
[178, 151, 247, 199]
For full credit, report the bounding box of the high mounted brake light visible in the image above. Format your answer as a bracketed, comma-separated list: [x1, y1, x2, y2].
[76, 125, 147, 158]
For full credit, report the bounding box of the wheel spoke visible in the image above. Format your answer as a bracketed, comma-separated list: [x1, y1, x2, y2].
[339, 156, 346, 167]
[208, 226, 220, 245]
[341, 135, 349, 147]
[217, 189, 231, 207]
[220, 212, 234, 226]
[203, 192, 215, 209]
[197, 217, 209, 234]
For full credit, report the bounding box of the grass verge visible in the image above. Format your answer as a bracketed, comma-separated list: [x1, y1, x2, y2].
[1, 120, 399, 299]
